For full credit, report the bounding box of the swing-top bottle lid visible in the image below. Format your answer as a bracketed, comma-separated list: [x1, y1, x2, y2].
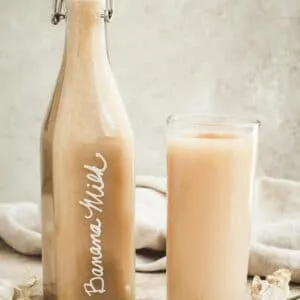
[51, 0, 114, 25]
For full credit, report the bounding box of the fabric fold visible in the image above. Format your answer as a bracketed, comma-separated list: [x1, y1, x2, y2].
[0, 176, 299, 282]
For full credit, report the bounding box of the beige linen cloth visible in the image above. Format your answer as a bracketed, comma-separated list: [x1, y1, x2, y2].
[0, 175, 299, 297]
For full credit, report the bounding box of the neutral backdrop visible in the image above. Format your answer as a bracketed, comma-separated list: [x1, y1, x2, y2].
[0, 0, 300, 202]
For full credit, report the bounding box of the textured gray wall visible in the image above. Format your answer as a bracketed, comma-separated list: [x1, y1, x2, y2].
[0, 0, 300, 202]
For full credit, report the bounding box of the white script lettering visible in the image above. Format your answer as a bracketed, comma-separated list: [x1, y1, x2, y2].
[81, 153, 107, 295]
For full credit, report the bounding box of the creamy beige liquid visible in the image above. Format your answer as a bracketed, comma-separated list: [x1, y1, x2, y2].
[53, 139, 134, 300]
[167, 133, 256, 300]
[41, 53, 65, 298]
[41, 1, 135, 299]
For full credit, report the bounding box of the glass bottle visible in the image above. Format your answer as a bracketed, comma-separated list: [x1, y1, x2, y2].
[41, 0, 135, 299]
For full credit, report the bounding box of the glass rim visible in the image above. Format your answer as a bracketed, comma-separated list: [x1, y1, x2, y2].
[167, 114, 261, 129]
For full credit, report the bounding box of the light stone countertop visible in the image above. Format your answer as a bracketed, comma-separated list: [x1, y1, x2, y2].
[0, 241, 299, 299]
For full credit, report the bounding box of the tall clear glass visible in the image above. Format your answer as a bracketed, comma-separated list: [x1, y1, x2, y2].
[167, 115, 259, 300]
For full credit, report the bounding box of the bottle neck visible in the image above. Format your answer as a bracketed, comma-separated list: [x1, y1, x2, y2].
[65, 1, 109, 66]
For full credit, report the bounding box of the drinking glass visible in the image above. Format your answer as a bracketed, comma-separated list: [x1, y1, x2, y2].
[167, 114, 259, 300]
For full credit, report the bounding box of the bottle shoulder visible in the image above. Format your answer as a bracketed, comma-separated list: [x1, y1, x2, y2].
[43, 69, 133, 139]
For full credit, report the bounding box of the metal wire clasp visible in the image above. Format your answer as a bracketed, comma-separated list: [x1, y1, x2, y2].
[103, 0, 114, 23]
[51, 0, 114, 25]
[52, 0, 66, 25]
